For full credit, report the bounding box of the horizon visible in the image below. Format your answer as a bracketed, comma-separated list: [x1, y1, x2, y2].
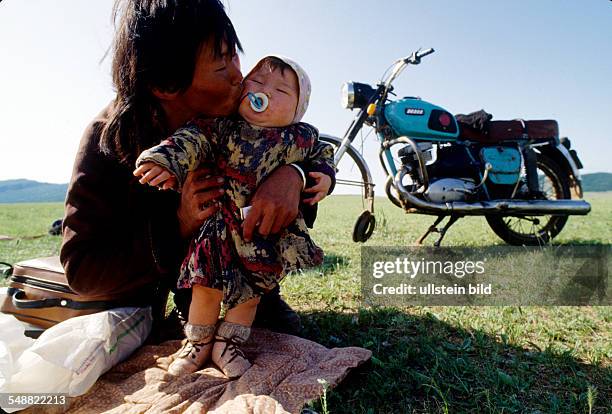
[3, 171, 612, 187]
[1, 174, 611, 203]
[1, 0, 611, 186]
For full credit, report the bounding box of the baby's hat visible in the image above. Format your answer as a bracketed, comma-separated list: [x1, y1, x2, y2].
[247, 55, 311, 123]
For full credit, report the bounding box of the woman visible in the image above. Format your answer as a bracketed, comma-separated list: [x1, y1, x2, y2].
[60, 0, 332, 339]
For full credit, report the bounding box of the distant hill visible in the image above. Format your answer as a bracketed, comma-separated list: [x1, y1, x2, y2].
[0, 172, 610, 203]
[0, 179, 68, 203]
[581, 173, 612, 192]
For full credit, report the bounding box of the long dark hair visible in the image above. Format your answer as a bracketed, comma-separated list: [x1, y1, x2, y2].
[100, 0, 242, 164]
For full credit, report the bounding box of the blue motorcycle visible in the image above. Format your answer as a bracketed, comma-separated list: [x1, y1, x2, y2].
[320, 48, 590, 246]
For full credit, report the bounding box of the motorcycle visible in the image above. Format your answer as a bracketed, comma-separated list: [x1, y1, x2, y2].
[320, 48, 590, 246]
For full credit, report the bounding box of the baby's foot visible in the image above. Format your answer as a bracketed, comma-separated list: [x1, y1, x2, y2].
[168, 323, 215, 375]
[212, 321, 252, 378]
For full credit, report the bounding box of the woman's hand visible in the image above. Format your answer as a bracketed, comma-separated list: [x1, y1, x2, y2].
[242, 165, 302, 241]
[177, 167, 225, 238]
[302, 172, 332, 205]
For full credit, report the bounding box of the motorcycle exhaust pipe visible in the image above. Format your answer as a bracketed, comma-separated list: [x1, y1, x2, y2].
[394, 170, 591, 216]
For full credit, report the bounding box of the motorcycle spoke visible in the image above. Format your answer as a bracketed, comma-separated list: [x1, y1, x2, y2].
[505, 212, 554, 237]
[335, 178, 369, 187]
[319, 134, 374, 212]
[499, 157, 567, 241]
[518, 218, 526, 235]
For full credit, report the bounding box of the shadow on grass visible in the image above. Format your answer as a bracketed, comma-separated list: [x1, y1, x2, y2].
[555, 239, 610, 246]
[300, 308, 610, 414]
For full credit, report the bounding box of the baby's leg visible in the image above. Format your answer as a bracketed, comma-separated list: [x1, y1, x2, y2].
[168, 286, 223, 375]
[212, 296, 260, 378]
[225, 296, 260, 325]
[189, 285, 223, 325]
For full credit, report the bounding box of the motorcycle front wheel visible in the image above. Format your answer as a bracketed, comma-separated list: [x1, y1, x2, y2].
[486, 153, 571, 246]
[318, 134, 377, 242]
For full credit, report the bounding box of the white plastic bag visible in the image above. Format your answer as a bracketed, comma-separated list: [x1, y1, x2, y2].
[0, 306, 152, 412]
[0, 312, 36, 391]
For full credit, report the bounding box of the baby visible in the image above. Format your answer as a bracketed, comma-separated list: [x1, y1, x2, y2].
[134, 56, 335, 378]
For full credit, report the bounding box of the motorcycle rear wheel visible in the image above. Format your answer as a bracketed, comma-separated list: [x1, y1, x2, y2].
[486, 153, 570, 246]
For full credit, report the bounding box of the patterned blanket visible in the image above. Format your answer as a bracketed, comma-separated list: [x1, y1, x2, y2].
[32, 329, 371, 414]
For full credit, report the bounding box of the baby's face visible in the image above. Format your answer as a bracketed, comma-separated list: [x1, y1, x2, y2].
[239, 66, 299, 127]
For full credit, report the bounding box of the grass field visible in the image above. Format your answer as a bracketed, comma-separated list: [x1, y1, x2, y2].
[0, 193, 610, 413]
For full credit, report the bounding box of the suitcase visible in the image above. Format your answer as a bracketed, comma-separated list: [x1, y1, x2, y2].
[0, 256, 126, 328]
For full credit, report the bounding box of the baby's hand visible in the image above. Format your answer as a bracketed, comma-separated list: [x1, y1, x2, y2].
[302, 172, 332, 205]
[133, 162, 178, 190]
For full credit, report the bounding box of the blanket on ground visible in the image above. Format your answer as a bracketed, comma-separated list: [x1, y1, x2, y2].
[29, 329, 371, 414]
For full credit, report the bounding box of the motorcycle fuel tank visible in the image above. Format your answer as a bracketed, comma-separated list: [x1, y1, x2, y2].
[384, 98, 459, 141]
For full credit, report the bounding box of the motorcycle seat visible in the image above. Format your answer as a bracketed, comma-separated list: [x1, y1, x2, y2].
[459, 119, 559, 143]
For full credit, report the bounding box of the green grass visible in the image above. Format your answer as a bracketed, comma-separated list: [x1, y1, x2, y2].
[294, 192, 611, 413]
[0, 203, 64, 265]
[1, 194, 610, 413]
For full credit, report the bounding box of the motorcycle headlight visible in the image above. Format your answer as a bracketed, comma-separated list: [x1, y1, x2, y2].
[341, 82, 376, 110]
[341, 82, 355, 109]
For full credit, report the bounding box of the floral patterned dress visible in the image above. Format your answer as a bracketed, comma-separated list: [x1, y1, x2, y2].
[137, 117, 335, 308]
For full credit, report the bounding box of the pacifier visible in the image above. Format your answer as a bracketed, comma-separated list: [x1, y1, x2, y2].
[247, 92, 268, 112]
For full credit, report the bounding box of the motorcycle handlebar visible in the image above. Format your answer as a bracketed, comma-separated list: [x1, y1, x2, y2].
[416, 48, 435, 59]
[383, 48, 436, 90]
[403, 48, 435, 64]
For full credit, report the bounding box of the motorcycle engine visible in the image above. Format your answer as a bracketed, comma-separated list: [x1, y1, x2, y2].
[424, 178, 476, 203]
[398, 143, 480, 203]
[398, 142, 434, 164]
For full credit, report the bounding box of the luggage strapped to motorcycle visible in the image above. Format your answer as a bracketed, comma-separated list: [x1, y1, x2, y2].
[457, 112, 559, 143]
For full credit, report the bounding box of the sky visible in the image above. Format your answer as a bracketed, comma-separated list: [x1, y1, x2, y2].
[1, 0, 611, 188]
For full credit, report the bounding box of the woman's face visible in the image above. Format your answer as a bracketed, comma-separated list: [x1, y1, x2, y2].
[168, 39, 243, 122]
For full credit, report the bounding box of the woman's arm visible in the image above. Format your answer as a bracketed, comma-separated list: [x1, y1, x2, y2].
[61, 119, 164, 297]
[303, 136, 336, 196]
[242, 165, 303, 241]
[282, 123, 337, 195]
[242, 123, 336, 239]
[61, 117, 224, 297]
[176, 167, 224, 238]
